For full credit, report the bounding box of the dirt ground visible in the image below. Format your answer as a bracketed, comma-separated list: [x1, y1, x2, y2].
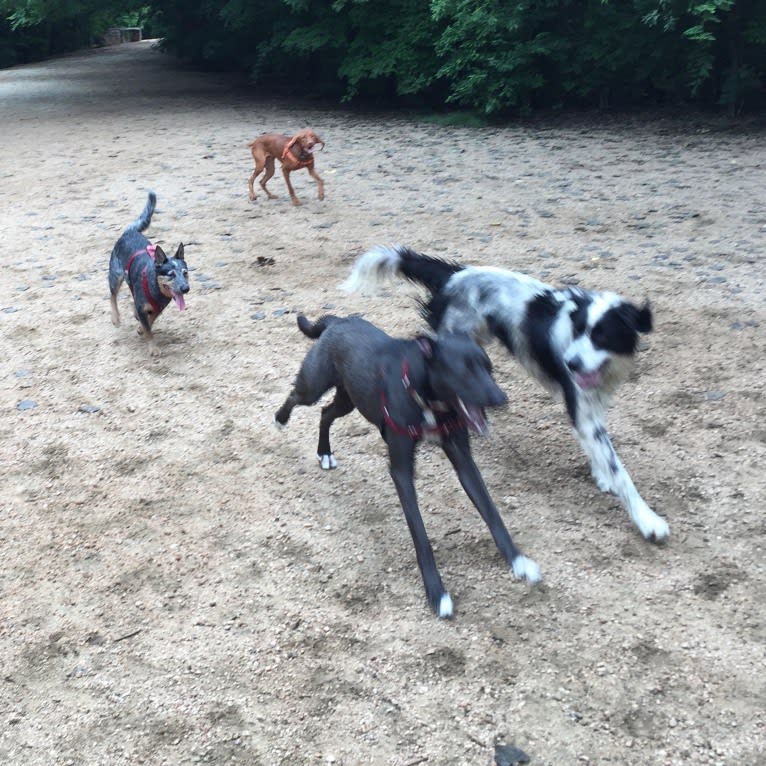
[1, 40, 765, 766]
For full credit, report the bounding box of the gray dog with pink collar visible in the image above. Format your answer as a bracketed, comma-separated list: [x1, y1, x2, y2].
[274, 313, 540, 618]
[109, 192, 189, 356]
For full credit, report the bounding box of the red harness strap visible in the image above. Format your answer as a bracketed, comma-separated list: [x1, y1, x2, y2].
[126, 246, 162, 315]
[282, 137, 314, 169]
[380, 359, 466, 440]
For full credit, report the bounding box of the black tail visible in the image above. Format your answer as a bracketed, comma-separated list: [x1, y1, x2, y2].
[296, 313, 339, 339]
[394, 246, 464, 294]
[127, 191, 157, 233]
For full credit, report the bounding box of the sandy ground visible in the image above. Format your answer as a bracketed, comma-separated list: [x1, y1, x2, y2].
[1, 40, 765, 766]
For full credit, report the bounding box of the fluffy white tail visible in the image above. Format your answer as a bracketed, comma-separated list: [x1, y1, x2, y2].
[339, 244, 404, 294]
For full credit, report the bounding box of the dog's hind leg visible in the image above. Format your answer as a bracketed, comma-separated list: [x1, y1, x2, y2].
[108, 260, 124, 327]
[315, 386, 354, 469]
[274, 348, 337, 430]
[388, 437, 453, 618]
[441, 430, 541, 583]
[575, 406, 669, 541]
[248, 165, 262, 201]
[110, 284, 122, 327]
[261, 157, 279, 199]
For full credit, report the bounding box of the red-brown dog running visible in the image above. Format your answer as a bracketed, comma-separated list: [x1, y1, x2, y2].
[247, 128, 325, 206]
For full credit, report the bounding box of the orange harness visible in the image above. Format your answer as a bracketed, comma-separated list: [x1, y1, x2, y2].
[281, 136, 314, 169]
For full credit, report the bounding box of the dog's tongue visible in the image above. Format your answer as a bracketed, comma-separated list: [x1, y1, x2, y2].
[173, 293, 186, 311]
[458, 399, 489, 436]
[575, 370, 602, 389]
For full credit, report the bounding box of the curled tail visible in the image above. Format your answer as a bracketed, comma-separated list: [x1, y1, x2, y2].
[127, 191, 157, 233]
[340, 244, 464, 296]
[296, 313, 339, 339]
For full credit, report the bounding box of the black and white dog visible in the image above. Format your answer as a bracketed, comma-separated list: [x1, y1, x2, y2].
[275, 314, 540, 617]
[342, 245, 669, 542]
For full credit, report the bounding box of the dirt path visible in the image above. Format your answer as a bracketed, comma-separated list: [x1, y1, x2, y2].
[1, 40, 765, 766]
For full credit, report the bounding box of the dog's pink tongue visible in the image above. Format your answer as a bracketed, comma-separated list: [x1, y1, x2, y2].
[173, 293, 186, 311]
[575, 370, 602, 389]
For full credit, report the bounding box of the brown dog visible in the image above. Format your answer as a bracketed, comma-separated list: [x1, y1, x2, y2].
[247, 129, 325, 206]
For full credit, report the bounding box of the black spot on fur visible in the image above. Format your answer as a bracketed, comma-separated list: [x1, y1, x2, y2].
[421, 292, 452, 332]
[487, 314, 514, 355]
[568, 293, 591, 337]
[397, 247, 464, 294]
[523, 293, 579, 424]
[524, 293, 566, 381]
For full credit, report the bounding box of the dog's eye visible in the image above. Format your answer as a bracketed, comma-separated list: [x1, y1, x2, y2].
[183, 270, 188, 277]
[590, 325, 605, 346]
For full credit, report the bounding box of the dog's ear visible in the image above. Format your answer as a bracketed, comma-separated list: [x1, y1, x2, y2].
[636, 301, 652, 334]
[153, 245, 167, 265]
[174, 243, 185, 260]
[617, 301, 652, 334]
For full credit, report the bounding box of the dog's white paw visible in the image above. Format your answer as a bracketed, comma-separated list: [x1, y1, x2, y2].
[632, 502, 670, 541]
[318, 453, 337, 470]
[273, 415, 285, 430]
[512, 555, 542, 583]
[438, 593, 453, 619]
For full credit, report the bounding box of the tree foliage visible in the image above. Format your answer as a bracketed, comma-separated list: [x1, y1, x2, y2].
[2, 0, 764, 115]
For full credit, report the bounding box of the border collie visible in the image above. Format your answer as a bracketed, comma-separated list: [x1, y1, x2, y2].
[341, 245, 669, 542]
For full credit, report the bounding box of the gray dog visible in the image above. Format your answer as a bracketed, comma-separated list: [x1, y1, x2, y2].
[108, 192, 189, 356]
[275, 314, 540, 618]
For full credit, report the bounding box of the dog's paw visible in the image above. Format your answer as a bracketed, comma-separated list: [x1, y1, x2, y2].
[318, 453, 337, 470]
[273, 415, 285, 431]
[512, 555, 542, 584]
[437, 593, 453, 619]
[632, 502, 670, 542]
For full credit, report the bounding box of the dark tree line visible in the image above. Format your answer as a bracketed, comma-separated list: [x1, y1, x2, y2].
[2, 0, 764, 116]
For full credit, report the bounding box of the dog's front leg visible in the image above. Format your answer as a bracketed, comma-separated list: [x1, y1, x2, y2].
[307, 166, 324, 201]
[282, 167, 301, 205]
[135, 305, 161, 356]
[388, 438, 453, 618]
[576, 417, 669, 541]
[441, 431, 541, 583]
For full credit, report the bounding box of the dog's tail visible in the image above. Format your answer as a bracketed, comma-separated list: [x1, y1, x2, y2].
[296, 313, 340, 339]
[126, 191, 157, 233]
[340, 245, 463, 296]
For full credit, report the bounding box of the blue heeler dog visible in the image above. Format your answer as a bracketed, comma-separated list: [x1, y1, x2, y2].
[274, 313, 540, 618]
[109, 192, 189, 356]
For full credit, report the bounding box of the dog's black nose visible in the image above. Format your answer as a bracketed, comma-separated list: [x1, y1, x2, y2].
[181, 285, 190, 294]
[566, 355, 583, 373]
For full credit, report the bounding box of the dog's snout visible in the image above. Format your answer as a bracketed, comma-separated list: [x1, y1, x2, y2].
[180, 284, 190, 294]
[487, 385, 507, 408]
